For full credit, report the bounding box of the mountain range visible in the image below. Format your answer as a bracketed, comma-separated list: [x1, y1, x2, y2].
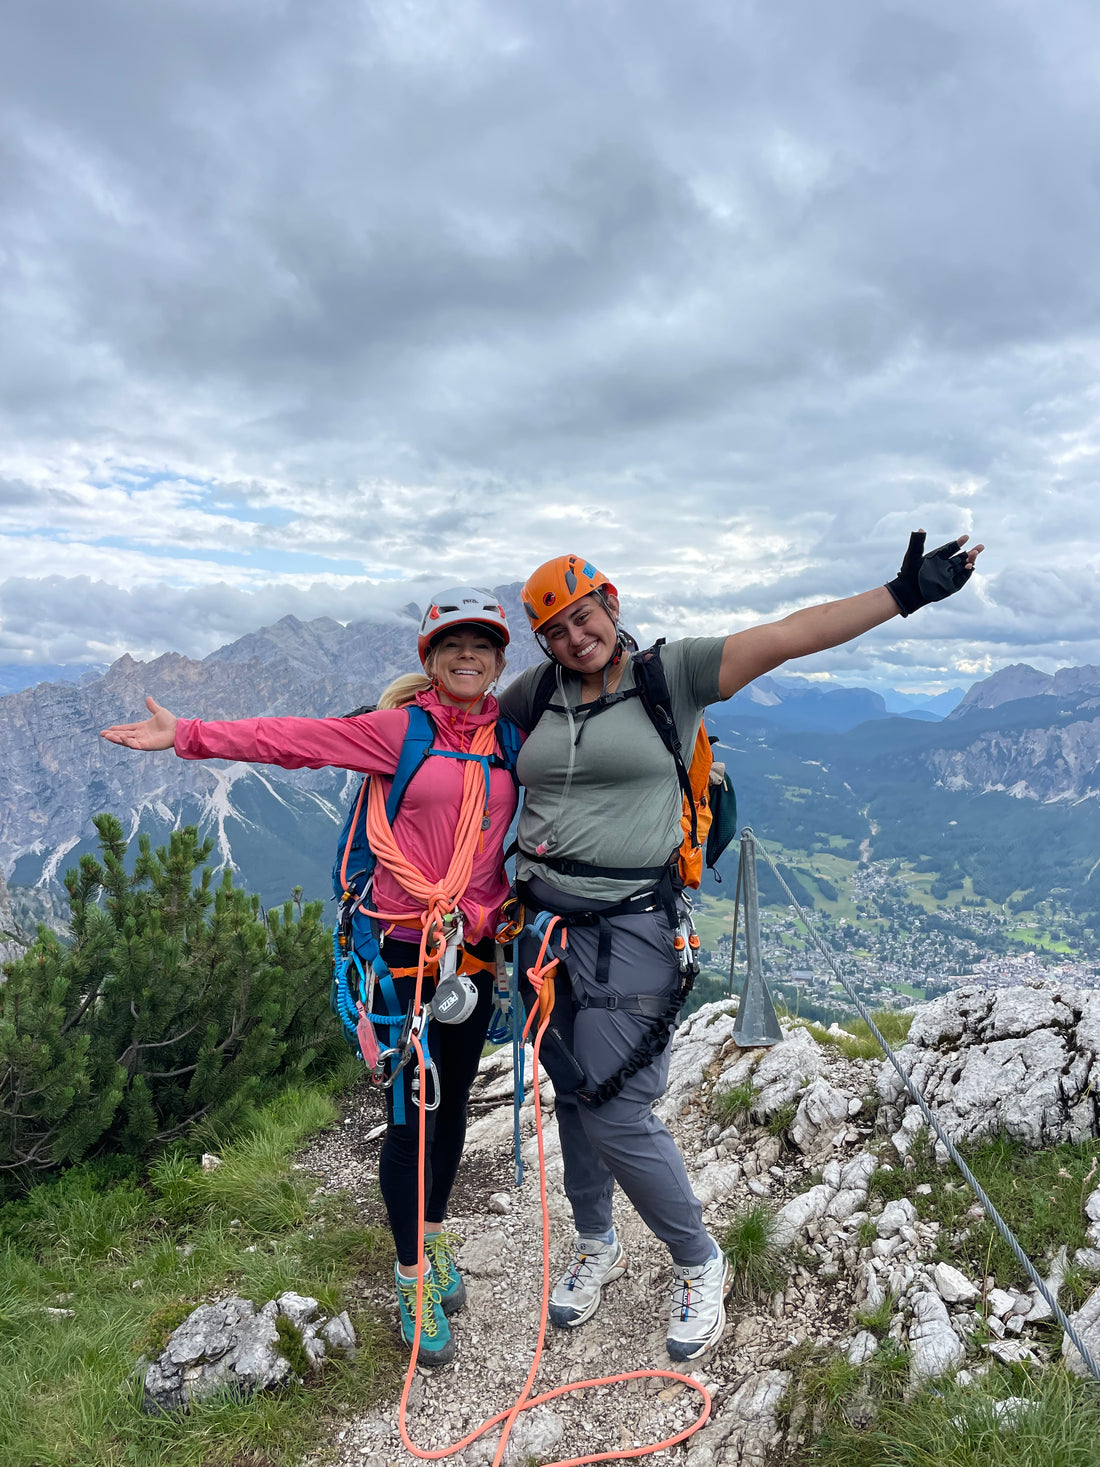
[3, 596, 1100, 922]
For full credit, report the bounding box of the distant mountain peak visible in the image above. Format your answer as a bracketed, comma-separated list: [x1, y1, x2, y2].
[952, 663, 1100, 716]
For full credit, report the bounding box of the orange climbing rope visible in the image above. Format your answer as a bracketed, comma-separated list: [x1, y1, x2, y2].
[396, 916, 714, 1467]
[363, 718, 499, 950]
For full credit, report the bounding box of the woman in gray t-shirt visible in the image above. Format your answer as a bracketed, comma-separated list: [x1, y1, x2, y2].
[498, 535, 983, 1363]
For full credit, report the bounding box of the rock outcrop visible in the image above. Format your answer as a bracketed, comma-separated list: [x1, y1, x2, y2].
[0, 865, 22, 965]
[142, 1292, 356, 1413]
[877, 982, 1100, 1151]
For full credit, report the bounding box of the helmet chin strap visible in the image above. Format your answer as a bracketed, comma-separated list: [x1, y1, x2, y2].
[600, 634, 627, 692]
[537, 627, 629, 677]
[431, 675, 485, 709]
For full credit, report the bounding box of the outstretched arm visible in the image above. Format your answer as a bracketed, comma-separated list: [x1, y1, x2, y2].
[101, 698, 408, 775]
[717, 531, 983, 700]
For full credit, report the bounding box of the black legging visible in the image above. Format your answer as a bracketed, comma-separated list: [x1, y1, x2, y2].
[375, 935, 495, 1266]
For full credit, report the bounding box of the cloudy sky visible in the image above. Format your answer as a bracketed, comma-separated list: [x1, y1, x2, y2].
[3, 0, 1099, 693]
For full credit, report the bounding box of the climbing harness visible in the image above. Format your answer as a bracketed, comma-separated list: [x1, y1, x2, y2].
[511, 872, 700, 1109]
[396, 916, 716, 1466]
[329, 705, 521, 1100]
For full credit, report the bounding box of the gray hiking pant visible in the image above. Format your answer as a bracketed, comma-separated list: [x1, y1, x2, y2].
[520, 875, 710, 1267]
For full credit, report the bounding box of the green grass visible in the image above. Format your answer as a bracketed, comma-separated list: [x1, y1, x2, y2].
[853, 1290, 895, 1338]
[711, 1079, 756, 1127]
[782, 1342, 864, 1431]
[808, 1366, 1100, 1466]
[719, 1204, 787, 1299]
[872, 1135, 1100, 1292]
[0, 1085, 402, 1467]
[767, 1100, 798, 1137]
[787, 1011, 914, 1061]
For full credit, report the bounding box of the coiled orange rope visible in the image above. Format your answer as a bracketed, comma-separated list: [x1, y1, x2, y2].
[363, 718, 498, 963]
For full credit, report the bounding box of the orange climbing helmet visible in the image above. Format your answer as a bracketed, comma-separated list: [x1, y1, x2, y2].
[520, 555, 617, 634]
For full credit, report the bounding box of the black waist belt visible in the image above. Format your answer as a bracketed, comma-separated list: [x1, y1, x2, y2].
[574, 992, 669, 1019]
[516, 871, 680, 987]
[515, 878, 667, 926]
[520, 849, 672, 883]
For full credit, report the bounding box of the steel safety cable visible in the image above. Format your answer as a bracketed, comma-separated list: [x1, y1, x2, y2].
[746, 829, 1100, 1385]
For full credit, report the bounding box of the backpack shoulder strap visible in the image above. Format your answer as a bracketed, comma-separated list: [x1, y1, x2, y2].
[495, 717, 523, 788]
[384, 705, 437, 824]
[527, 661, 560, 730]
[632, 640, 698, 846]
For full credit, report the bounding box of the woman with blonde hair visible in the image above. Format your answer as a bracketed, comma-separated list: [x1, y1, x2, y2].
[102, 589, 521, 1368]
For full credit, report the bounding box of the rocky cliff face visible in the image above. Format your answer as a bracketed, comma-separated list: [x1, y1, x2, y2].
[0, 583, 542, 905]
[0, 865, 21, 965]
[923, 717, 1100, 803]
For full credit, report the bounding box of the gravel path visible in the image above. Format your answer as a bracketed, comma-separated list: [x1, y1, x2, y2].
[294, 1014, 873, 1467]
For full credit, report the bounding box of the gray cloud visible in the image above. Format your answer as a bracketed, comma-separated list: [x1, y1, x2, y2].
[2, 0, 1099, 687]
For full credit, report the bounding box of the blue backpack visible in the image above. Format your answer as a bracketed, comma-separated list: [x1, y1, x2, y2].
[329, 704, 523, 1084]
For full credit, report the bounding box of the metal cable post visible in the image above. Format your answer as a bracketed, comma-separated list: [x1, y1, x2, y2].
[732, 829, 783, 1047]
[727, 854, 743, 998]
[752, 833, 1100, 1385]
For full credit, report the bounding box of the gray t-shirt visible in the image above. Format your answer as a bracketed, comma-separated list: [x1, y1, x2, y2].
[498, 637, 726, 901]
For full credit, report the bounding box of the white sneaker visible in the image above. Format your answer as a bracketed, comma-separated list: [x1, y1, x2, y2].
[548, 1233, 627, 1328]
[666, 1240, 732, 1361]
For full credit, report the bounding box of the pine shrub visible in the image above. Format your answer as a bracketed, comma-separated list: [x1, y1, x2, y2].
[0, 816, 343, 1193]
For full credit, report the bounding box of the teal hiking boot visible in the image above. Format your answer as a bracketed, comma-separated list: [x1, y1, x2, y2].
[424, 1229, 466, 1316]
[394, 1262, 455, 1365]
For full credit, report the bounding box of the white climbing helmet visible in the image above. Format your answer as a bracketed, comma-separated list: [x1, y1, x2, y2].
[417, 587, 510, 665]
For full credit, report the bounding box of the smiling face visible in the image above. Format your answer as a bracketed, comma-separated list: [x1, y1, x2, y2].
[424, 626, 506, 708]
[540, 591, 621, 676]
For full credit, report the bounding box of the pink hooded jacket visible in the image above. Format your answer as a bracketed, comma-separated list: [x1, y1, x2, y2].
[174, 688, 519, 942]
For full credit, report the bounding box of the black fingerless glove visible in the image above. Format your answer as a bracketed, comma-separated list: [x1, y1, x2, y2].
[885, 531, 974, 616]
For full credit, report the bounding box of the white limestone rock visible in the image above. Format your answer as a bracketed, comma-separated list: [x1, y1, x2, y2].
[659, 1002, 742, 1121]
[694, 1162, 744, 1207]
[772, 1184, 832, 1248]
[319, 1311, 356, 1358]
[876, 1199, 917, 1239]
[144, 1296, 298, 1412]
[1085, 1186, 1100, 1246]
[749, 1027, 826, 1119]
[1025, 1244, 1067, 1322]
[790, 1078, 852, 1154]
[718, 1369, 790, 1467]
[839, 1151, 878, 1194]
[275, 1291, 320, 1331]
[1062, 1285, 1100, 1378]
[854, 1262, 886, 1312]
[847, 1330, 879, 1364]
[890, 1106, 927, 1158]
[931, 1263, 977, 1304]
[824, 1188, 866, 1223]
[877, 984, 1100, 1150]
[908, 1291, 965, 1384]
[986, 1288, 1017, 1319]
